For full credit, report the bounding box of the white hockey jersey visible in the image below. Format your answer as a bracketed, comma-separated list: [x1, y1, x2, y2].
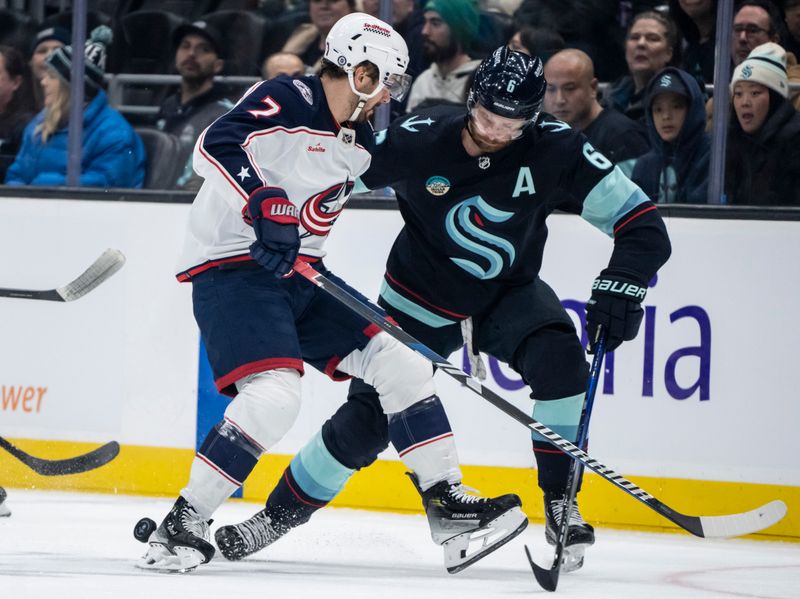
[176, 76, 374, 281]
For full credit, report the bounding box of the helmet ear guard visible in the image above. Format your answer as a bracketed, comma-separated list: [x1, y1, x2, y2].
[467, 45, 546, 129]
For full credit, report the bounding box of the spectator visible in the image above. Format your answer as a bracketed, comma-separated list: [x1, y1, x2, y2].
[28, 25, 70, 111]
[156, 21, 233, 190]
[508, 26, 565, 63]
[725, 42, 800, 205]
[732, 1, 785, 65]
[0, 46, 35, 182]
[632, 67, 710, 203]
[282, 0, 355, 71]
[604, 11, 679, 123]
[262, 52, 306, 79]
[512, 1, 663, 82]
[544, 49, 649, 176]
[5, 27, 146, 188]
[706, 1, 797, 129]
[669, 0, 717, 86]
[405, 0, 481, 112]
[785, 0, 800, 56]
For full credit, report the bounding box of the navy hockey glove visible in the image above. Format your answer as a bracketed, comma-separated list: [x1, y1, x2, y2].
[247, 187, 300, 278]
[585, 271, 647, 353]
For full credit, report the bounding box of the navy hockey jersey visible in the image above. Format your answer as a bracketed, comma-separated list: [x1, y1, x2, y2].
[177, 75, 374, 281]
[361, 106, 671, 323]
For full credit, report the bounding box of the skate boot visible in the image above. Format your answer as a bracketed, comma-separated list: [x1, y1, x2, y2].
[544, 491, 595, 573]
[410, 473, 528, 574]
[137, 497, 215, 573]
[0, 487, 10, 518]
[215, 507, 290, 560]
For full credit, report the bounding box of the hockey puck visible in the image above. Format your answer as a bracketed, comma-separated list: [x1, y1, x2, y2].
[133, 517, 157, 543]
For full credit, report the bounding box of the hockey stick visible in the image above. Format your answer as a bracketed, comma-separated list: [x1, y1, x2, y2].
[0, 248, 126, 301]
[293, 260, 787, 539]
[527, 332, 607, 592]
[0, 436, 120, 476]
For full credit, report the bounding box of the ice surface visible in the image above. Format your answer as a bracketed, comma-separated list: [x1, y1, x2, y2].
[0, 490, 797, 598]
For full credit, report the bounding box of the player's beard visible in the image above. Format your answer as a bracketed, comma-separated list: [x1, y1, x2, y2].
[465, 119, 513, 154]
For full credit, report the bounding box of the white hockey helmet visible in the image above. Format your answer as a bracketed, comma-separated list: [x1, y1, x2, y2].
[324, 12, 411, 105]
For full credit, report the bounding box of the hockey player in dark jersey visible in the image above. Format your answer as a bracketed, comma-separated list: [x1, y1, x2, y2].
[137, 17, 527, 574]
[216, 46, 671, 572]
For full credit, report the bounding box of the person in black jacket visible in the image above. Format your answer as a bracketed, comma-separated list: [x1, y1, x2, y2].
[632, 66, 710, 203]
[725, 42, 800, 205]
[0, 45, 34, 182]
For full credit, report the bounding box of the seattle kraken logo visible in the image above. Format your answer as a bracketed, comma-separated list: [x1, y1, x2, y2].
[445, 195, 515, 279]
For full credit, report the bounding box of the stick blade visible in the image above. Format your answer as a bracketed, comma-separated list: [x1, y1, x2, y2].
[57, 249, 126, 301]
[699, 500, 787, 538]
[525, 545, 560, 592]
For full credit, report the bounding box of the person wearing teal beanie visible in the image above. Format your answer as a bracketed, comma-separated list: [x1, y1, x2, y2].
[423, 0, 479, 51]
[406, 0, 482, 111]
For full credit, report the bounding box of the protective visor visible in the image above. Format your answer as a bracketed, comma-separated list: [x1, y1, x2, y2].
[384, 73, 412, 102]
[469, 104, 529, 141]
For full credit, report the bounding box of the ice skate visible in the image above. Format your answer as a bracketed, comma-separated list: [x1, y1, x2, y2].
[215, 507, 290, 560]
[544, 491, 595, 573]
[136, 497, 215, 573]
[410, 473, 528, 574]
[0, 487, 10, 517]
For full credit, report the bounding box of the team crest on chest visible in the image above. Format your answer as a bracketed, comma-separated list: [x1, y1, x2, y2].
[478, 156, 491, 170]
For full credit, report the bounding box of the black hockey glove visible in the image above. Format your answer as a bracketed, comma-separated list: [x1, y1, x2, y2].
[585, 271, 647, 354]
[247, 187, 300, 278]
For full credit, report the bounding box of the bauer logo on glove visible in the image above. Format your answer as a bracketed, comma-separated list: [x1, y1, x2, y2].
[591, 278, 647, 300]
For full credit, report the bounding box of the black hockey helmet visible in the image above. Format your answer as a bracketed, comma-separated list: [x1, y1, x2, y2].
[467, 45, 546, 124]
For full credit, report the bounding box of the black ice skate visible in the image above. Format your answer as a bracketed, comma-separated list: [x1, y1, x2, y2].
[215, 508, 290, 560]
[136, 497, 215, 573]
[0, 486, 10, 518]
[410, 473, 528, 574]
[544, 491, 595, 573]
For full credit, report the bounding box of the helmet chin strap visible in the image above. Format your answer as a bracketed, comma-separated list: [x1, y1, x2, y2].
[346, 71, 384, 121]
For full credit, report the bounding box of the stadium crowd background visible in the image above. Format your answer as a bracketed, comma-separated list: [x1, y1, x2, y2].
[0, 0, 797, 204]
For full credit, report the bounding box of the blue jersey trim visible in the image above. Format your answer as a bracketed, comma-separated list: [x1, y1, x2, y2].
[380, 280, 457, 328]
[580, 166, 649, 236]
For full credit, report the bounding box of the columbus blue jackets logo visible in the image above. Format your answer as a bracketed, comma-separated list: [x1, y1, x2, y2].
[445, 195, 515, 279]
[300, 180, 354, 236]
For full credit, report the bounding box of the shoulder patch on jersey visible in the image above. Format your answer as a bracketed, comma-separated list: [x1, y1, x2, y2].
[537, 119, 571, 133]
[293, 80, 314, 105]
[426, 175, 450, 196]
[401, 115, 435, 133]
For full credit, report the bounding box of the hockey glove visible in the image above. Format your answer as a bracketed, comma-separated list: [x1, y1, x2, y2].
[585, 270, 647, 354]
[247, 187, 300, 278]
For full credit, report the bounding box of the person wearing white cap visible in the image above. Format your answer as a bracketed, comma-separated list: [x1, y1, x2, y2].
[725, 42, 800, 205]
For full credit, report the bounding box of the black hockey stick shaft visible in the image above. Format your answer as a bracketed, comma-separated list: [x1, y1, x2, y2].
[293, 261, 786, 539]
[528, 332, 607, 592]
[0, 436, 120, 476]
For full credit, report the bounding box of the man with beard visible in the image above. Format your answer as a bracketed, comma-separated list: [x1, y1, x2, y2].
[156, 20, 232, 189]
[137, 15, 526, 575]
[405, 0, 481, 112]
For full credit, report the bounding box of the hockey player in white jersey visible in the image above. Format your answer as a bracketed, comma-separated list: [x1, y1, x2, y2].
[136, 13, 527, 574]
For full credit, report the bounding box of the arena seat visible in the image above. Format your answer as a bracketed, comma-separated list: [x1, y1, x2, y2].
[135, 128, 185, 190]
[200, 10, 269, 76]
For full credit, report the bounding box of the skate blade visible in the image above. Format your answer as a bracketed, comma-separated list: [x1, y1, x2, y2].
[560, 543, 590, 573]
[0, 504, 10, 518]
[444, 507, 528, 574]
[135, 542, 206, 573]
